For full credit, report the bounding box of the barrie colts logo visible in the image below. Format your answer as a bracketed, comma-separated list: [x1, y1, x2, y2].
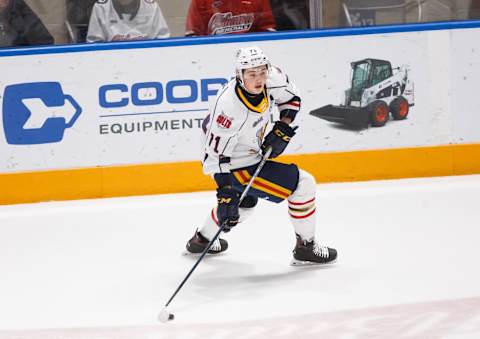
[2, 82, 82, 145]
[216, 113, 233, 129]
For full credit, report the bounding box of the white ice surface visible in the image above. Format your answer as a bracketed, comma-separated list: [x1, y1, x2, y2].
[1, 175, 480, 338]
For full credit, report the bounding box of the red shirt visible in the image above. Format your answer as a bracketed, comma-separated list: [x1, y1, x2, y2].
[186, 0, 276, 36]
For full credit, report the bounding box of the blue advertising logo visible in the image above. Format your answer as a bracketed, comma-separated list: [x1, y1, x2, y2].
[2, 82, 82, 145]
[99, 78, 228, 108]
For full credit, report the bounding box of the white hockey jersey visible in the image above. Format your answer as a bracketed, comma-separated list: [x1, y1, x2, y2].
[203, 66, 301, 175]
[86, 0, 170, 42]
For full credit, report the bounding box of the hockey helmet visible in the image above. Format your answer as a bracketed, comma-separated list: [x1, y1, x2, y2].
[235, 46, 270, 86]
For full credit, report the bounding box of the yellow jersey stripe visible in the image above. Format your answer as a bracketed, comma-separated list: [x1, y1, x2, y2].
[251, 182, 290, 200]
[236, 86, 269, 113]
[233, 171, 247, 184]
[235, 170, 290, 199]
[254, 176, 292, 196]
[238, 169, 291, 197]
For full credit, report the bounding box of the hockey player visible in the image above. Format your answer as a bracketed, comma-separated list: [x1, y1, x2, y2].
[86, 0, 169, 43]
[186, 46, 337, 265]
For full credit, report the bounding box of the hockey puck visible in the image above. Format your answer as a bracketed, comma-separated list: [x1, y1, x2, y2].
[158, 309, 175, 323]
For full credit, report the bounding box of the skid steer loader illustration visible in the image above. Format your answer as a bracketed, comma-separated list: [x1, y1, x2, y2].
[310, 58, 414, 127]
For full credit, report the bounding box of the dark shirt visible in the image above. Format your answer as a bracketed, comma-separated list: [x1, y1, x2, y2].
[470, 0, 480, 19]
[0, 0, 53, 47]
[269, 0, 309, 31]
[66, 0, 96, 43]
[66, 0, 97, 25]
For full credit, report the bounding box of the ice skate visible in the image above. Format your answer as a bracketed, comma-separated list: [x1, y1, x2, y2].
[185, 230, 228, 255]
[291, 234, 337, 266]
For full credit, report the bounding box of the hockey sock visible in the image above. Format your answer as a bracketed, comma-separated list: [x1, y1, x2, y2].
[288, 169, 317, 240]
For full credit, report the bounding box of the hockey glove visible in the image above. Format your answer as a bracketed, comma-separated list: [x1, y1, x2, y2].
[261, 121, 296, 158]
[216, 186, 240, 232]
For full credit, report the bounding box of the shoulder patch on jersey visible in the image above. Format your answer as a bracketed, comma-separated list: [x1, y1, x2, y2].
[216, 112, 233, 129]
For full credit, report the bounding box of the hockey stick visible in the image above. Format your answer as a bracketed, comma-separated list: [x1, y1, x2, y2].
[158, 148, 272, 322]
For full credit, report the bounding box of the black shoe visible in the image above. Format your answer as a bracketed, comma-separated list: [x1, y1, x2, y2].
[291, 234, 337, 266]
[185, 230, 228, 254]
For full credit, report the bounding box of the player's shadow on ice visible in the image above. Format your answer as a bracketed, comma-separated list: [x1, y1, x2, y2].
[182, 256, 335, 300]
[327, 123, 366, 131]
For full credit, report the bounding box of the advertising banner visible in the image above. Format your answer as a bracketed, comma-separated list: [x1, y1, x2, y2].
[1, 28, 479, 174]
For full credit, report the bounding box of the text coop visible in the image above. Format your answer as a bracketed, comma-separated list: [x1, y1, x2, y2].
[99, 78, 228, 108]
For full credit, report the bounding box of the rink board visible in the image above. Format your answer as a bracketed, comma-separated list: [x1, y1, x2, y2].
[1, 22, 480, 204]
[1, 143, 479, 204]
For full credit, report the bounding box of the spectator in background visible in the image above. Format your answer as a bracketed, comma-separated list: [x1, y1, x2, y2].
[87, 0, 170, 42]
[270, 0, 309, 31]
[470, 0, 480, 18]
[66, 0, 96, 43]
[0, 0, 53, 47]
[185, 0, 276, 36]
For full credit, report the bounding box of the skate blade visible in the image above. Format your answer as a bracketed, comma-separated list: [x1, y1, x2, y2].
[290, 258, 337, 267]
